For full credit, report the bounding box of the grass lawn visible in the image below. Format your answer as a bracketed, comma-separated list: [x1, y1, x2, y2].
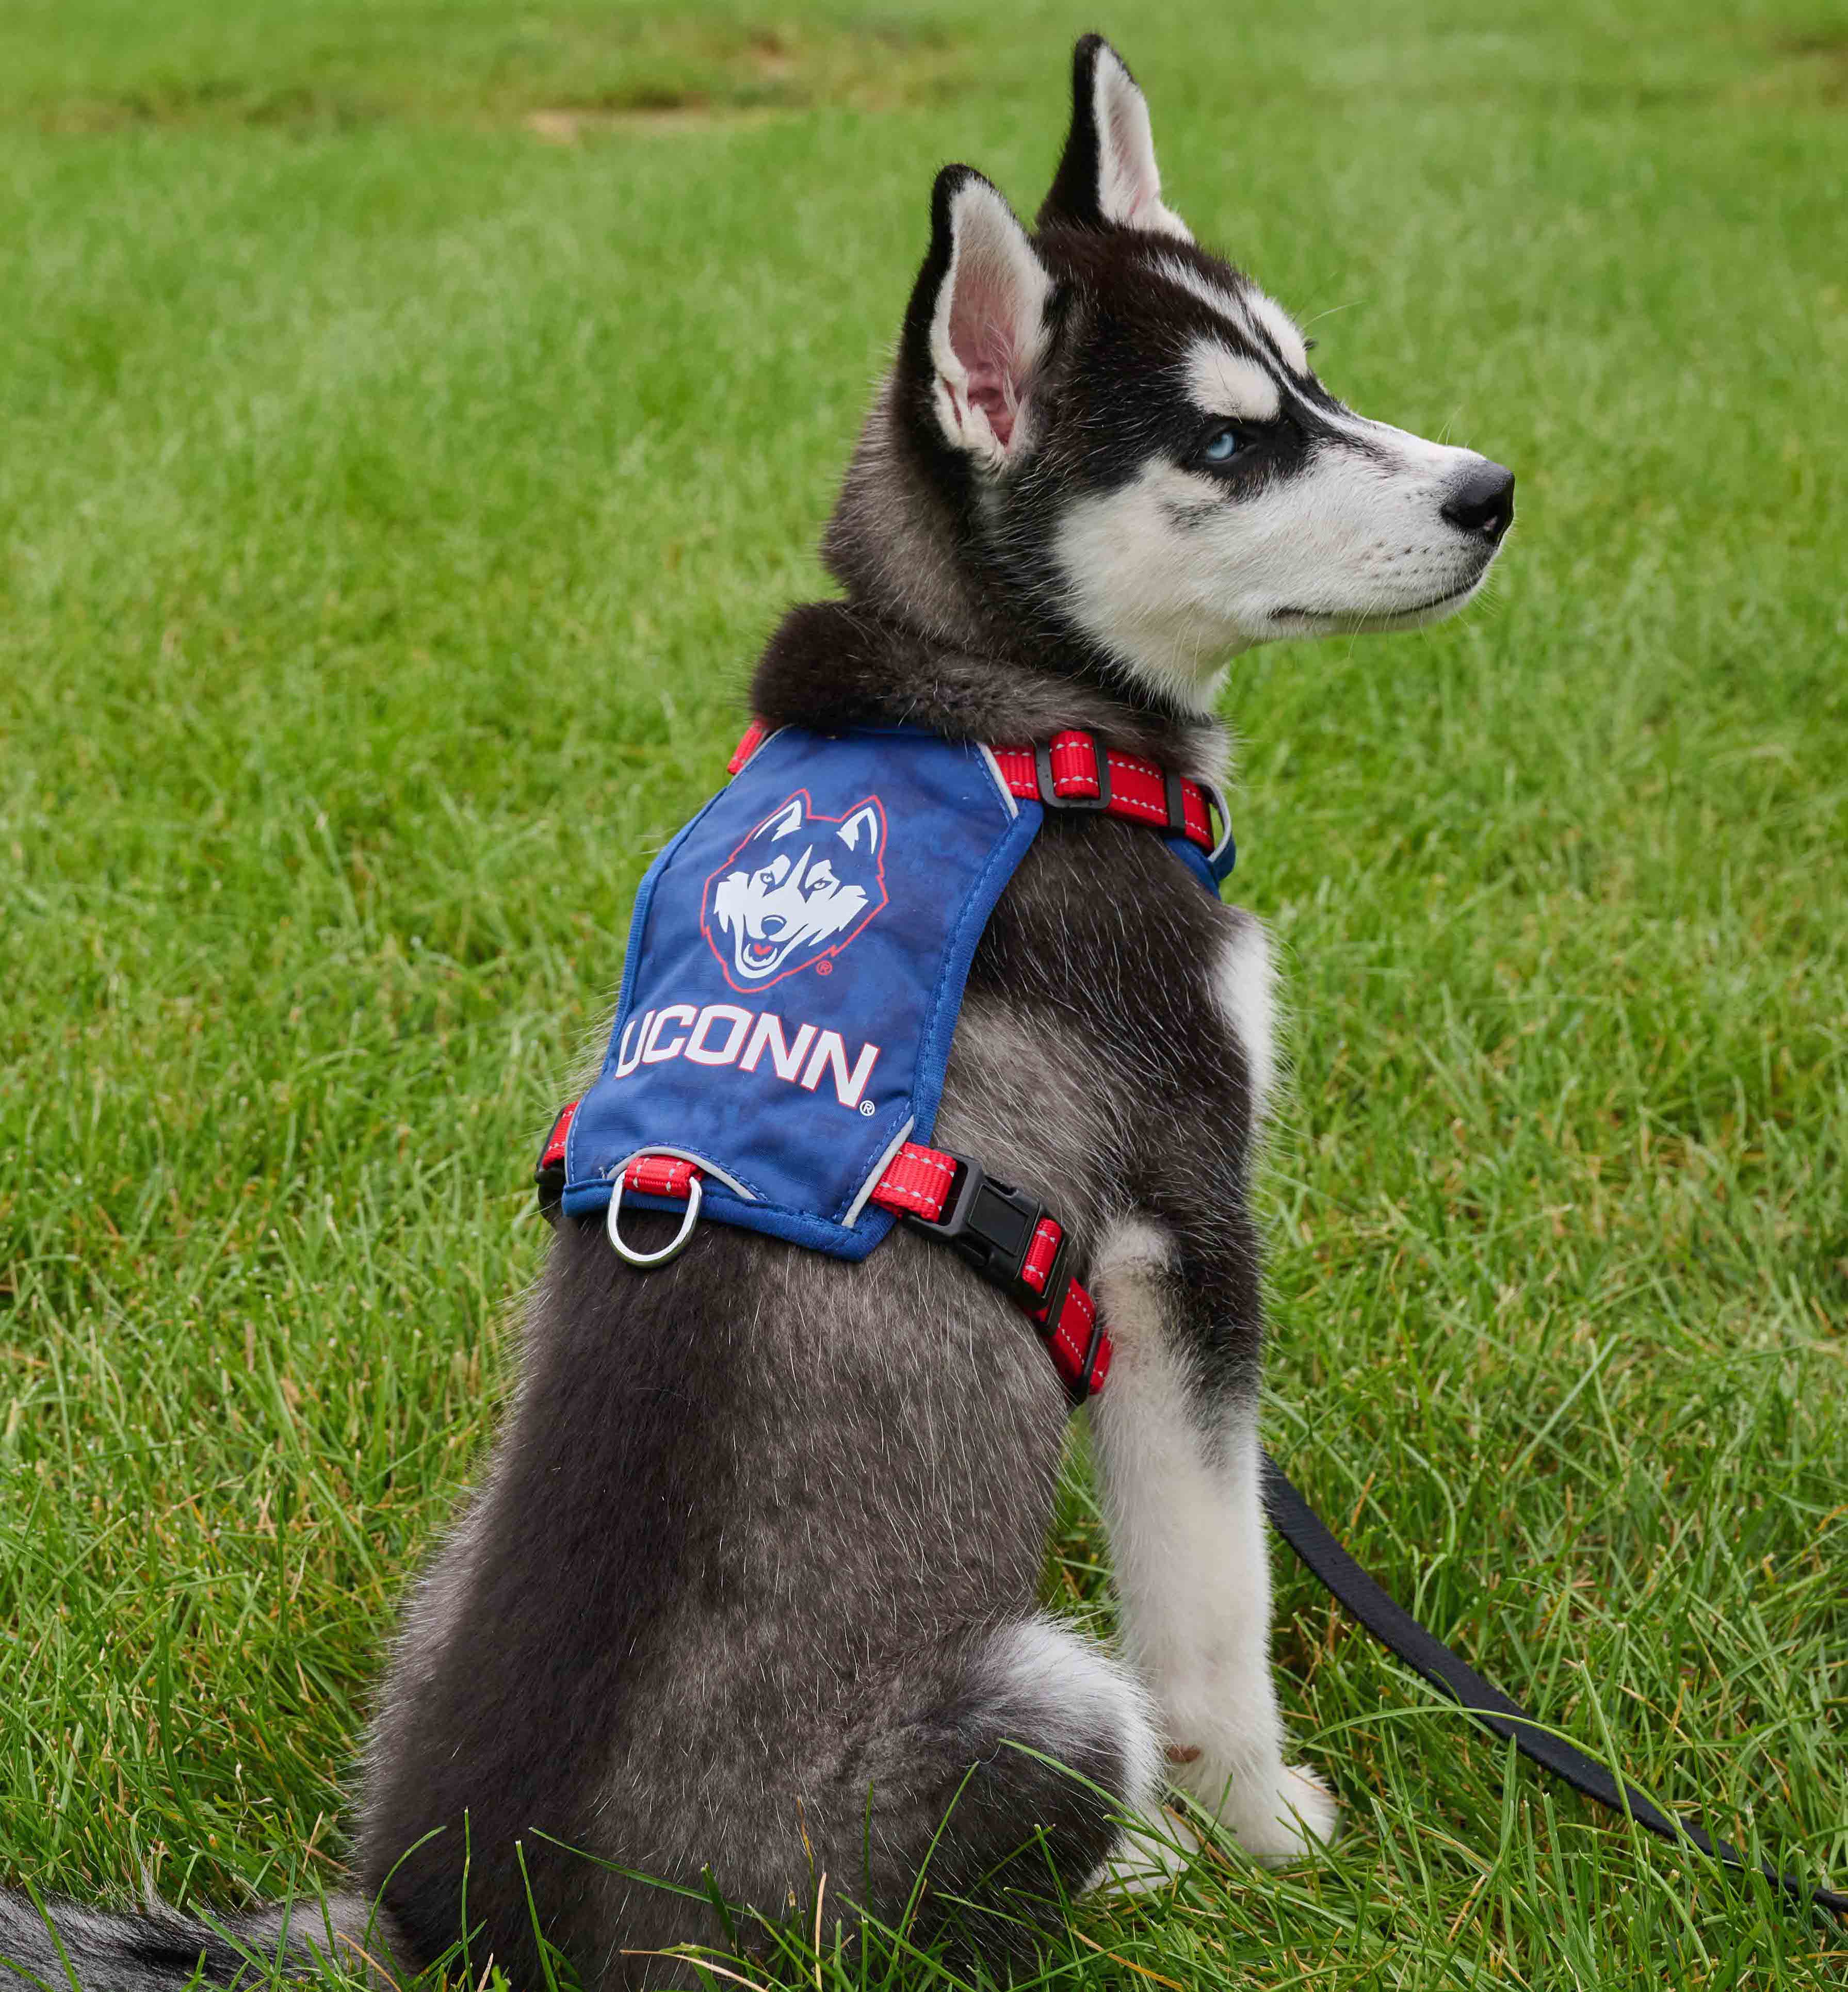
[2, 0, 1845, 1984]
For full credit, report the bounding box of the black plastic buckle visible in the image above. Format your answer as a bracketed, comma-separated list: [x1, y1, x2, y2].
[1034, 733, 1111, 812]
[904, 1154, 1072, 1319]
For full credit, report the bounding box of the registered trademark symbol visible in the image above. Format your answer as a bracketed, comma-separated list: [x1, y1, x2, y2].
[858, 1100, 876, 1116]
[815, 960, 832, 976]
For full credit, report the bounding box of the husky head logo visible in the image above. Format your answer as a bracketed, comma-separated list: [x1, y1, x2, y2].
[702, 790, 888, 990]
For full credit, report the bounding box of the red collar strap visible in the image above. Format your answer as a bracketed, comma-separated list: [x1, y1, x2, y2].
[534, 1109, 1110, 1400]
[731, 720, 1231, 872]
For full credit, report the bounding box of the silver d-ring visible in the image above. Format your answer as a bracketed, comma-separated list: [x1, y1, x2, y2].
[1197, 774, 1236, 870]
[606, 1168, 703, 1267]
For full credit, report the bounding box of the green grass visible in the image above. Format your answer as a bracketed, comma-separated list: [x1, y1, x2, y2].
[2, 0, 1845, 1984]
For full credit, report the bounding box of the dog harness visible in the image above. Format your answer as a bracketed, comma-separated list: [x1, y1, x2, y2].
[536, 722, 1233, 1400]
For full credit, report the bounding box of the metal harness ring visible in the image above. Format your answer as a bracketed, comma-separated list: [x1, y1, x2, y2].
[1196, 773, 1236, 871]
[606, 1167, 703, 1267]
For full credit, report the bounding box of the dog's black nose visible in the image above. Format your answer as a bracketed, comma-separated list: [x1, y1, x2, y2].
[1441, 460, 1515, 542]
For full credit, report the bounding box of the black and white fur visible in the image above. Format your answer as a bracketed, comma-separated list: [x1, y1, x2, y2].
[2, 38, 1512, 1991]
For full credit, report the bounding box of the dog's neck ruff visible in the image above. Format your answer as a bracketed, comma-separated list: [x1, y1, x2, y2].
[540, 723, 1232, 1400]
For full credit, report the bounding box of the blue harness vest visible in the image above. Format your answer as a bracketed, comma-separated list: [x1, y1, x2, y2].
[560, 725, 1231, 1265]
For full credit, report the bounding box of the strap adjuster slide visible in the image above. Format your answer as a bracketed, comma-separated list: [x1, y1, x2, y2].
[1163, 768, 1188, 839]
[1034, 732, 1112, 812]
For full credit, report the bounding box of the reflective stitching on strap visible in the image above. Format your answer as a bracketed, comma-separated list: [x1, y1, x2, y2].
[624, 1154, 701, 1199]
[870, 1142, 960, 1221]
[1047, 730, 1103, 797]
[727, 720, 1225, 867]
[1040, 1278, 1111, 1393]
[542, 1122, 1113, 1394]
[992, 734, 1220, 859]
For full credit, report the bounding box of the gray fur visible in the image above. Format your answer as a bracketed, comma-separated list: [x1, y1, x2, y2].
[0, 1892, 400, 1992]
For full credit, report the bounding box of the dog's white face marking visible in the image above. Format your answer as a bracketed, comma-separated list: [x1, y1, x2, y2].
[1186, 340, 1282, 425]
[1241, 290, 1311, 377]
[1006, 97, 1511, 712]
[1055, 462, 1249, 707]
[1054, 391, 1503, 707]
[1154, 258, 1310, 375]
[1154, 255, 1252, 331]
[846, 37, 1512, 719]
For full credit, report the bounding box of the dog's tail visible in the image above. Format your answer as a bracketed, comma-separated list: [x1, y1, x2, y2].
[0, 1887, 399, 1991]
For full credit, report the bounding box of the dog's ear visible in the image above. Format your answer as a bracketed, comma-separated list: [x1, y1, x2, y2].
[1038, 35, 1191, 240]
[901, 166, 1053, 468]
[835, 801, 882, 858]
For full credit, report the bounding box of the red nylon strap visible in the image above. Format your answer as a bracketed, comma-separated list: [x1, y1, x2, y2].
[1013, 1210, 1112, 1395]
[727, 720, 770, 774]
[623, 1154, 700, 1199]
[1038, 1270, 1111, 1396]
[989, 731, 1217, 853]
[868, 1141, 960, 1221]
[539, 1102, 576, 1173]
[606, 1139, 1113, 1398]
[1020, 1217, 1063, 1296]
[726, 721, 1215, 860]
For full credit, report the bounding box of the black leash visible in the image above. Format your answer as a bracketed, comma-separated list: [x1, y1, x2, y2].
[1260, 1451, 1847, 1919]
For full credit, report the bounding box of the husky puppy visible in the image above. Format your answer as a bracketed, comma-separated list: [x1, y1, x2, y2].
[1, 36, 1512, 1992]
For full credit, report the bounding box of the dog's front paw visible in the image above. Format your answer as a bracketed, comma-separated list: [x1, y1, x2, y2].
[1170, 1753, 1339, 1867]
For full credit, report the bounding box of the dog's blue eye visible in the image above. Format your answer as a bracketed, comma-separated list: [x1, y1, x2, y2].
[1202, 428, 1241, 464]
